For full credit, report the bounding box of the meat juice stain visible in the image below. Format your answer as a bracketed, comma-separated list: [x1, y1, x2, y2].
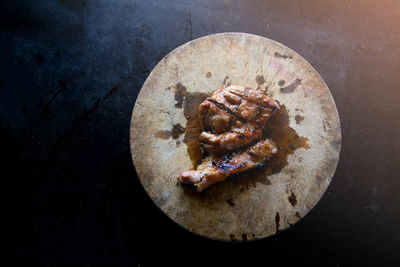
[262, 104, 309, 172]
[232, 104, 309, 188]
[295, 115, 304, 124]
[180, 90, 210, 167]
[280, 79, 302, 94]
[274, 51, 293, 59]
[255, 75, 266, 86]
[174, 82, 187, 108]
[154, 84, 189, 141]
[154, 123, 185, 140]
[275, 212, 280, 233]
[171, 123, 185, 139]
[288, 192, 297, 206]
[154, 130, 171, 140]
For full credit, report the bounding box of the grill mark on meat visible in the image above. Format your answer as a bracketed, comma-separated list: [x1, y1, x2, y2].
[206, 98, 247, 123]
[228, 90, 277, 109]
[207, 95, 277, 126]
[217, 161, 247, 174]
[198, 86, 280, 157]
[256, 106, 264, 114]
[223, 152, 235, 159]
[237, 133, 246, 139]
[199, 124, 264, 155]
[179, 139, 277, 191]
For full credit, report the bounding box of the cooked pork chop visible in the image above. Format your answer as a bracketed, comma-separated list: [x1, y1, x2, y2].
[179, 139, 277, 192]
[199, 85, 279, 154]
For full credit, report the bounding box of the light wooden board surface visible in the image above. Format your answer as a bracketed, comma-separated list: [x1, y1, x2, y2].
[130, 33, 341, 241]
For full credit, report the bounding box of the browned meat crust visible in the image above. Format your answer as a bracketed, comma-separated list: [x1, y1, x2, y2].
[179, 139, 277, 192]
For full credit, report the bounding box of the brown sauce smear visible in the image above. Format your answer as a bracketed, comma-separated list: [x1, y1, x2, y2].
[280, 79, 302, 94]
[262, 104, 309, 173]
[174, 83, 187, 108]
[288, 192, 297, 206]
[171, 123, 185, 139]
[181, 91, 209, 167]
[274, 51, 293, 59]
[232, 104, 309, 188]
[255, 75, 266, 86]
[154, 123, 185, 140]
[295, 115, 304, 125]
[154, 130, 171, 140]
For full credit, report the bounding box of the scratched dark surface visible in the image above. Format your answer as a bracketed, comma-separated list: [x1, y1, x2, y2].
[3, 0, 400, 265]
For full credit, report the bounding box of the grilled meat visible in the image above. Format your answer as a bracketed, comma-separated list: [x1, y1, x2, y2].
[179, 85, 280, 191]
[199, 122, 261, 155]
[179, 139, 277, 192]
[199, 85, 279, 154]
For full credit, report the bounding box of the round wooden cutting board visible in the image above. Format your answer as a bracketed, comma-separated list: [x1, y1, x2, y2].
[130, 33, 341, 241]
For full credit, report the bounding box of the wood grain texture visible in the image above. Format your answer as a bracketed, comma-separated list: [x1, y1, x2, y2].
[130, 33, 341, 241]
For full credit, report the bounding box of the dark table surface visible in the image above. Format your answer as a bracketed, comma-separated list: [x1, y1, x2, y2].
[3, 0, 400, 265]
